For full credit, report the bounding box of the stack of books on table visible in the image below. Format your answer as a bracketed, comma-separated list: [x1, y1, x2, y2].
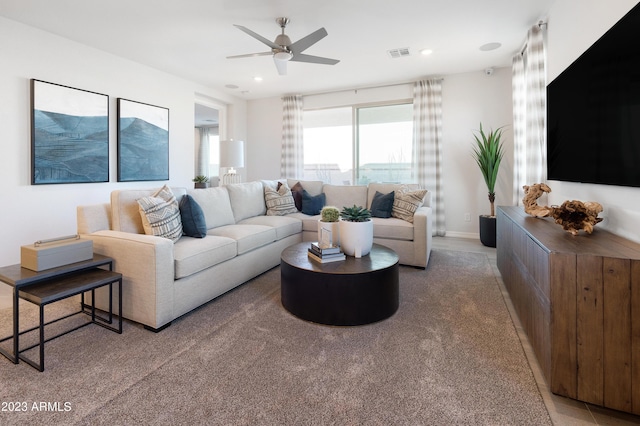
[307, 242, 345, 263]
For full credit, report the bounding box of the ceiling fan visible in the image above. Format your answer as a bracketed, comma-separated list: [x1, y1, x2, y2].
[227, 17, 340, 75]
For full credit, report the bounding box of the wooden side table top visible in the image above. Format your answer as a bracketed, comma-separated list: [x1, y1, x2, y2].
[0, 254, 113, 288]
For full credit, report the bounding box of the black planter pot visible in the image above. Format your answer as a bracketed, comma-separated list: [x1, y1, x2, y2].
[479, 215, 497, 248]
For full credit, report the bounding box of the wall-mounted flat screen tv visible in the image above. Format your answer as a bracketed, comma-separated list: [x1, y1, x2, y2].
[546, 3, 640, 188]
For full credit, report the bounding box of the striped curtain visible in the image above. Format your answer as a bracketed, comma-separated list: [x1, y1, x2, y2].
[280, 95, 304, 179]
[412, 79, 445, 236]
[196, 127, 211, 178]
[512, 24, 547, 205]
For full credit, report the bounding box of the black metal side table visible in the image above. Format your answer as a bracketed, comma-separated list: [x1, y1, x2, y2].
[0, 254, 122, 371]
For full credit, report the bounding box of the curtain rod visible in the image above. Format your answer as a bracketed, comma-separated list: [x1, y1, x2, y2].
[283, 77, 444, 99]
[520, 20, 548, 55]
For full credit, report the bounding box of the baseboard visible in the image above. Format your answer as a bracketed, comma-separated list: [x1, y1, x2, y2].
[440, 231, 479, 240]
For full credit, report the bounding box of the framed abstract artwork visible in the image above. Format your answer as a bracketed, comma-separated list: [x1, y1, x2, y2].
[31, 79, 109, 184]
[117, 98, 169, 182]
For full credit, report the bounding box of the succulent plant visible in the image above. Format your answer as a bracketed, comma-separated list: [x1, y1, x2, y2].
[340, 205, 372, 222]
[320, 206, 340, 222]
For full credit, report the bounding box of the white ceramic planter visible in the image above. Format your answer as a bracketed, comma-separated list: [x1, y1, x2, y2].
[317, 221, 340, 247]
[339, 219, 373, 258]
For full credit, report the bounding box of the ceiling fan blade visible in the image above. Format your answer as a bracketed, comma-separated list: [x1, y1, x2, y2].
[233, 24, 280, 50]
[290, 53, 340, 65]
[274, 57, 287, 75]
[226, 51, 272, 59]
[289, 27, 328, 53]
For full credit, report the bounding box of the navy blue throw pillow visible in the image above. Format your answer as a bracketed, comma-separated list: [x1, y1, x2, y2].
[370, 191, 395, 218]
[301, 190, 326, 215]
[179, 195, 207, 238]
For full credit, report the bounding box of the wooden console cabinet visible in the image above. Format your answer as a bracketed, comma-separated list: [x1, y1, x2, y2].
[497, 206, 640, 414]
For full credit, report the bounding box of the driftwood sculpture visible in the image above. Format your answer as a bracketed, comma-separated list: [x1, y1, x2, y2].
[523, 183, 554, 217]
[522, 183, 603, 235]
[551, 200, 603, 235]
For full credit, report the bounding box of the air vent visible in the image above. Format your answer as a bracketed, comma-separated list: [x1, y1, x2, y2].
[387, 47, 411, 58]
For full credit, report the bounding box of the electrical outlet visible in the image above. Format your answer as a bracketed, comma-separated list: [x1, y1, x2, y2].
[464, 213, 471, 222]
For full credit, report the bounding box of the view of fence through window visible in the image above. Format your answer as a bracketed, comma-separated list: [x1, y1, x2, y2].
[303, 103, 413, 184]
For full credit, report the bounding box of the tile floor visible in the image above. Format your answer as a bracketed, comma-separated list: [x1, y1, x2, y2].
[2, 237, 640, 424]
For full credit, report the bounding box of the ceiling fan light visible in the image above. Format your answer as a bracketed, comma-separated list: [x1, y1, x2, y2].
[274, 51, 293, 61]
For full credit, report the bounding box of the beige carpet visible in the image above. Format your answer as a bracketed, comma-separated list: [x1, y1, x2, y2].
[0, 249, 551, 425]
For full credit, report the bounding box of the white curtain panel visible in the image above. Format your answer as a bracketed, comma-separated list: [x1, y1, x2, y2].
[412, 79, 445, 236]
[196, 127, 211, 178]
[512, 24, 547, 205]
[512, 54, 526, 205]
[280, 95, 304, 179]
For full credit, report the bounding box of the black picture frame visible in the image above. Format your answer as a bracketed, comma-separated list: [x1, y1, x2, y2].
[31, 79, 109, 184]
[117, 98, 169, 182]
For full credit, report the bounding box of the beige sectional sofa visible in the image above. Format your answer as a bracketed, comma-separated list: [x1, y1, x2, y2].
[76, 180, 432, 331]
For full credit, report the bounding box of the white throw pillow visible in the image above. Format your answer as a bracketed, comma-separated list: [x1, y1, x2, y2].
[391, 188, 428, 223]
[137, 185, 183, 242]
[265, 184, 298, 216]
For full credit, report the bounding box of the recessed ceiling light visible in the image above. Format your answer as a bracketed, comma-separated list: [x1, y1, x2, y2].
[225, 84, 239, 89]
[479, 42, 502, 52]
[254, 76, 263, 82]
[420, 49, 433, 56]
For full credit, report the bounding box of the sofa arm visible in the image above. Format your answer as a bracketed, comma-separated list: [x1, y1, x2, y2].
[412, 206, 433, 267]
[82, 230, 175, 330]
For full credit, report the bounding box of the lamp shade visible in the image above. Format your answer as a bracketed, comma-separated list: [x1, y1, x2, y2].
[220, 140, 245, 168]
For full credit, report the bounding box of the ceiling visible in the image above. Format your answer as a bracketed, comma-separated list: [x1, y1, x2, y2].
[0, 0, 554, 100]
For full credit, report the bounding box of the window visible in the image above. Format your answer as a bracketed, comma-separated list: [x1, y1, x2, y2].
[303, 107, 352, 183]
[303, 102, 413, 185]
[208, 132, 220, 177]
[356, 103, 413, 184]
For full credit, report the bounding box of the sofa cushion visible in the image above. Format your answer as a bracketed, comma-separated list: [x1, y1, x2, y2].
[264, 184, 298, 216]
[366, 183, 423, 209]
[322, 184, 368, 211]
[226, 182, 267, 222]
[179, 195, 207, 238]
[173, 236, 237, 279]
[392, 189, 428, 223]
[137, 185, 183, 242]
[208, 224, 276, 255]
[239, 215, 302, 240]
[371, 217, 414, 241]
[187, 187, 235, 229]
[260, 179, 285, 190]
[301, 190, 326, 215]
[287, 179, 324, 196]
[285, 212, 320, 232]
[111, 187, 187, 234]
[369, 191, 395, 218]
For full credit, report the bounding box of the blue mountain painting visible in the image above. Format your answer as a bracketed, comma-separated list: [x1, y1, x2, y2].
[33, 110, 109, 184]
[118, 117, 169, 181]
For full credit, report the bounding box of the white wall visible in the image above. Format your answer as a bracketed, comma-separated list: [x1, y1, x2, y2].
[546, 0, 640, 242]
[246, 97, 283, 180]
[0, 17, 246, 266]
[246, 69, 514, 239]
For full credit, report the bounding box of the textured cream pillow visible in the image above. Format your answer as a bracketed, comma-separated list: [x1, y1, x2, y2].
[391, 188, 428, 223]
[137, 185, 183, 242]
[265, 184, 298, 216]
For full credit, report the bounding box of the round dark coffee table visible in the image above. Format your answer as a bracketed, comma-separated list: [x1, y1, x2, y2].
[280, 242, 399, 326]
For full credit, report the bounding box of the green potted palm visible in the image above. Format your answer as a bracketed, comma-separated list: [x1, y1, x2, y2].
[339, 205, 373, 257]
[472, 123, 505, 247]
